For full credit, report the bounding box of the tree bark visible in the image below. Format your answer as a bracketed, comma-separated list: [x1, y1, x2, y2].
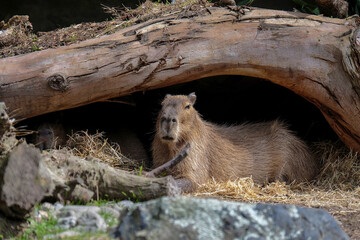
[0, 142, 179, 219]
[1, 7, 360, 151]
[0, 104, 179, 218]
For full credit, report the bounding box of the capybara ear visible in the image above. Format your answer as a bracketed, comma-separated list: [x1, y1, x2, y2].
[188, 92, 196, 105]
[162, 94, 172, 105]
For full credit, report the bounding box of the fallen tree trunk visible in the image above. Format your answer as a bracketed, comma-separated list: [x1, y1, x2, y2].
[0, 142, 179, 219]
[1, 7, 360, 151]
[0, 104, 179, 219]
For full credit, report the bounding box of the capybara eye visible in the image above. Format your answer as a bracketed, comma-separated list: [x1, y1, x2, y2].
[184, 105, 190, 110]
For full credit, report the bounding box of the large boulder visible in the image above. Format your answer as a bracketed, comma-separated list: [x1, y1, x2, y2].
[0, 143, 55, 219]
[113, 196, 349, 240]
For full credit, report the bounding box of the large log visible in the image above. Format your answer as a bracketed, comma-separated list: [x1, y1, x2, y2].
[0, 104, 179, 219]
[1, 7, 360, 151]
[0, 142, 179, 219]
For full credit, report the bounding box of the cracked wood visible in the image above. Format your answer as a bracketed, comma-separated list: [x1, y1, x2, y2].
[1, 7, 360, 151]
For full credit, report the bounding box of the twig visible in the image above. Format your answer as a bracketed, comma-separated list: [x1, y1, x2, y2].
[144, 143, 190, 178]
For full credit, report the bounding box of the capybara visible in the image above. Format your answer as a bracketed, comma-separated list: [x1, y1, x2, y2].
[152, 93, 317, 192]
[35, 123, 66, 150]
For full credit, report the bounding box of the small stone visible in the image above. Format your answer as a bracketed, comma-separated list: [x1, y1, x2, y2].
[100, 206, 120, 219]
[41, 202, 55, 212]
[57, 216, 77, 229]
[70, 184, 94, 203]
[56, 205, 107, 231]
[77, 211, 107, 232]
[54, 202, 64, 211]
[117, 200, 134, 209]
[58, 209, 76, 218]
[33, 208, 49, 222]
[39, 210, 49, 220]
[44, 230, 81, 239]
[59, 205, 101, 216]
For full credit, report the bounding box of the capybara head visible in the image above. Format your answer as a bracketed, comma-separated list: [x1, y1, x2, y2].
[36, 124, 55, 150]
[157, 92, 197, 143]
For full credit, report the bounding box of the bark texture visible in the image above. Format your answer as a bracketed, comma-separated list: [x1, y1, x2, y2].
[0, 143, 179, 219]
[1, 7, 360, 151]
[0, 104, 179, 218]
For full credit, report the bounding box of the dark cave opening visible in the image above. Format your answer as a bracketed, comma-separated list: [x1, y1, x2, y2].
[19, 75, 339, 166]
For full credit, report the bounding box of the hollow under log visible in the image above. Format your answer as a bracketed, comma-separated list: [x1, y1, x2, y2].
[1, 7, 360, 151]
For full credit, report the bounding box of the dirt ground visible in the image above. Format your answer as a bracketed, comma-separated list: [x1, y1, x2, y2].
[1, 1, 360, 238]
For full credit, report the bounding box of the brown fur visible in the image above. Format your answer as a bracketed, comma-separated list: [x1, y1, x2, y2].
[35, 123, 66, 150]
[152, 93, 318, 192]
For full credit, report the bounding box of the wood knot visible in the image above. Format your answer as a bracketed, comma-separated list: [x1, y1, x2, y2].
[47, 74, 69, 92]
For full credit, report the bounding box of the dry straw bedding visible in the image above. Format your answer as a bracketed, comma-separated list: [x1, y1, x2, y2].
[66, 130, 143, 172]
[57, 131, 360, 237]
[193, 142, 360, 211]
[68, 131, 360, 211]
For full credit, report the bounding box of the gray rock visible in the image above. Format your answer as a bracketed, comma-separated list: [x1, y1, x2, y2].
[33, 209, 49, 222]
[100, 206, 121, 219]
[0, 143, 55, 219]
[70, 184, 94, 203]
[39, 202, 64, 218]
[77, 210, 107, 231]
[41, 202, 56, 212]
[117, 200, 134, 209]
[59, 205, 101, 214]
[113, 197, 349, 240]
[44, 230, 81, 239]
[105, 200, 134, 213]
[57, 205, 106, 231]
[57, 211, 77, 229]
[54, 202, 64, 211]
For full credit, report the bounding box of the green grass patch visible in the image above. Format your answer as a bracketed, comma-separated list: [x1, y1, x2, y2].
[15, 214, 63, 240]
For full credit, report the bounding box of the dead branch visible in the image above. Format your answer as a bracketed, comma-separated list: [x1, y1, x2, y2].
[144, 143, 190, 178]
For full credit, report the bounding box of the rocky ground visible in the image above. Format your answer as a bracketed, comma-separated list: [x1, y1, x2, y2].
[17, 197, 350, 240]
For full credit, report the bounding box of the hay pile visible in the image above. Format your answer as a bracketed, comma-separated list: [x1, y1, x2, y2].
[63, 131, 359, 210]
[63, 131, 358, 235]
[66, 130, 142, 172]
[193, 141, 360, 209]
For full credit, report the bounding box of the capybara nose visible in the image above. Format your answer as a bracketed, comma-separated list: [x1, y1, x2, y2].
[161, 117, 177, 124]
